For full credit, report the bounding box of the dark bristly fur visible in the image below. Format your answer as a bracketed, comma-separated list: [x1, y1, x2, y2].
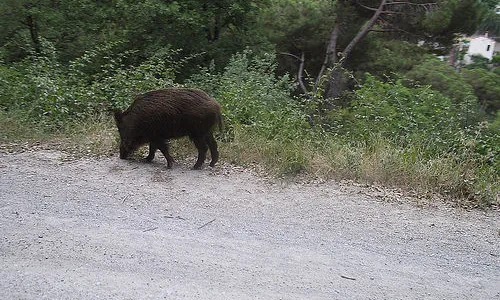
[114, 88, 222, 169]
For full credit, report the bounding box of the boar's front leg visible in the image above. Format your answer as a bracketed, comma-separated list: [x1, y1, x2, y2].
[156, 140, 175, 169]
[146, 142, 157, 162]
[146, 140, 174, 168]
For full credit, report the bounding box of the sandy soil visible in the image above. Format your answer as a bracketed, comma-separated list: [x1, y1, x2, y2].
[0, 150, 499, 299]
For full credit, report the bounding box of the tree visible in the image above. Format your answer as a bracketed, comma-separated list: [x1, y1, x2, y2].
[322, 0, 490, 100]
[0, 0, 47, 60]
[350, 37, 427, 80]
[263, 0, 488, 102]
[405, 56, 476, 104]
[462, 68, 500, 114]
[477, 2, 500, 36]
[0, 0, 264, 75]
[257, 0, 336, 91]
[0, 0, 125, 62]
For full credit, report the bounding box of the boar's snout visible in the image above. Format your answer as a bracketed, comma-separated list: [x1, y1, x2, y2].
[119, 143, 130, 159]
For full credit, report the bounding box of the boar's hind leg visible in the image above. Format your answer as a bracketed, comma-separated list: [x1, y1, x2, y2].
[206, 133, 219, 167]
[192, 137, 209, 170]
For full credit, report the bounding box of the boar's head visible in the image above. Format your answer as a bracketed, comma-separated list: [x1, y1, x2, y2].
[113, 109, 136, 159]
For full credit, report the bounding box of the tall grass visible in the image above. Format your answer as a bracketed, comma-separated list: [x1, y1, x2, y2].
[217, 127, 497, 207]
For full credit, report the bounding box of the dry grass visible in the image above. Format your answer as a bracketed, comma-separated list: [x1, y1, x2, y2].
[219, 129, 497, 207]
[1, 114, 497, 207]
[0, 112, 117, 157]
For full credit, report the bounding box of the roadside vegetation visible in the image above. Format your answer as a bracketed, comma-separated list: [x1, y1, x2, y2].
[1, 0, 498, 207]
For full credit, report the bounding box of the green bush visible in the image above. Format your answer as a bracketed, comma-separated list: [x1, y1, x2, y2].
[324, 75, 498, 205]
[189, 50, 311, 141]
[461, 67, 500, 114]
[405, 57, 477, 105]
[0, 42, 178, 130]
[352, 38, 426, 79]
[464, 54, 491, 70]
[328, 75, 479, 149]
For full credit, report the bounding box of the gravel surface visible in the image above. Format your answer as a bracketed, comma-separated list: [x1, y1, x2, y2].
[0, 150, 499, 299]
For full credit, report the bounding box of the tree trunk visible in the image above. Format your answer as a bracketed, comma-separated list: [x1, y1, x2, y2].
[323, 0, 388, 100]
[25, 14, 41, 54]
[324, 68, 347, 100]
[316, 18, 341, 89]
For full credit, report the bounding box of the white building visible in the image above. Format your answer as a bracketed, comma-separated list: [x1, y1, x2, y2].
[464, 34, 498, 63]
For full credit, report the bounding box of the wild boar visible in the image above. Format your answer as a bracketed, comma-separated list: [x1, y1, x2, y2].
[113, 88, 222, 169]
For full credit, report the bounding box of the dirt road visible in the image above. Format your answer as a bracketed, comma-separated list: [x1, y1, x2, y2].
[0, 150, 498, 299]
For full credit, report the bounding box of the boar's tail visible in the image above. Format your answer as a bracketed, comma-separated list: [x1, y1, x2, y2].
[216, 112, 223, 132]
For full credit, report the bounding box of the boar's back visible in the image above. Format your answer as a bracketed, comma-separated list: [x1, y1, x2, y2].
[119, 88, 221, 140]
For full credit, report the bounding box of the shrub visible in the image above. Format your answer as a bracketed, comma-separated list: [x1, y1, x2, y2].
[328, 75, 479, 150]
[405, 57, 477, 105]
[324, 75, 498, 206]
[0, 42, 178, 130]
[461, 67, 500, 114]
[188, 50, 311, 142]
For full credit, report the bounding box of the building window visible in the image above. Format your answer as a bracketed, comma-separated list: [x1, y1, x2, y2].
[487, 45, 491, 51]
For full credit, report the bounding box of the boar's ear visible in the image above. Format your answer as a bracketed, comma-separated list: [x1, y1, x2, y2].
[113, 109, 123, 125]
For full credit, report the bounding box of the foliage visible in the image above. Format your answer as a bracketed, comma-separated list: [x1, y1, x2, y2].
[257, 0, 488, 101]
[461, 68, 500, 115]
[325, 75, 498, 204]
[0, 0, 119, 62]
[0, 1, 498, 207]
[254, 0, 343, 85]
[188, 50, 310, 142]
[422, 0, 488, 45]
[492, 55, 500, 65]
[405, 57, 478, 106]
[465, 55, 491, 70]
[477, 2, 500, 36]
[257, 0, 335, 58]
[350, 38, 427, 80]
[258, 0, 335, 46]
[0, 42, 177, 129]
[0, 0, 266, 80]
[328, 75, 478, 149]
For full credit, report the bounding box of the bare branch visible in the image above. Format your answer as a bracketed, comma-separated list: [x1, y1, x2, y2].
[369, 29, 398, 33]
[357, 0, 438, 13]
[385, 1, 438, 7]
[375, 16, 420, 37]
[280, 52, 309, 94]
[297, 52, 308, 95]
[357, 2, 401, 14]
[280, 52, 302, 61]
[343, 0, 388, 60]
